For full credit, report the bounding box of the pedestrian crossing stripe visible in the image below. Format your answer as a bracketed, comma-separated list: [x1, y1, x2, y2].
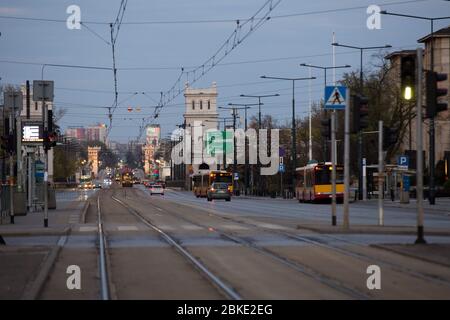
[324, 86, 347, 110]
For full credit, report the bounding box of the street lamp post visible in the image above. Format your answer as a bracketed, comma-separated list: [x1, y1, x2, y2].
[381, 11, 450, 205]
[204, 117, 235, 170]
[227, 103, 259, 195]
[300, 63, 351, 162]
[239, 94, 279, 196]
[219, 105, 254, 195]
[332, 42, 392, 201]
[260, 75, 315, 194]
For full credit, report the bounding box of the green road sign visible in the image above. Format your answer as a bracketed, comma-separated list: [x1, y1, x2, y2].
[206, 131, 233, 156]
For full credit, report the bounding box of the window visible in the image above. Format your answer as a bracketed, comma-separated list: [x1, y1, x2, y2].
[200, 100, 203, 110]
[35, 102, 38, 111]
[208, 100, 211, 109]
[192, 101, 195, 110]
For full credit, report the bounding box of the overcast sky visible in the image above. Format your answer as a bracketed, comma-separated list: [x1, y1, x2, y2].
[1, 0, 449, 142]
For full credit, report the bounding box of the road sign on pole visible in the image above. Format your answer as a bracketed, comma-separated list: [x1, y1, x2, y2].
[397, 155, 409, 170]
[279, 163, 285, 173]
[325, 86, 347, 110]
[33, 80, 54, 102]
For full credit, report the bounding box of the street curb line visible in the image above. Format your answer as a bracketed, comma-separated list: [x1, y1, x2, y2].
[20, 228, 70, 300]
[371, 244, 450, 269]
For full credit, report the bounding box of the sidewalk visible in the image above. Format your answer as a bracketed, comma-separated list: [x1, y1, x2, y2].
[359, 198, 450, 214]
[0, 192, 87, 237]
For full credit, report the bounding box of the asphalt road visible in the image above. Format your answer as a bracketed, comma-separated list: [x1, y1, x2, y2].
[158, 187, 450, 232]
[4, 184, 450, 299]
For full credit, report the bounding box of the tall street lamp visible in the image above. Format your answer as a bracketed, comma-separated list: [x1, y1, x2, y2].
[239, 94, 280, 130]
[300, 63, 351, 162]
[381, 11, 450, 205]
[299, 63, 351, 88]
[228, 103, 259, 195]
[240, 93, 280, 196]
[205, 117, 235, 170]
[219, 105, 254, 195]
[260, 75, 315, 193]
[332, 42, 391, 201]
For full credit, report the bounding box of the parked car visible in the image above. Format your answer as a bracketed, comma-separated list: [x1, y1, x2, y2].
[150, 184, 164, 195]
[207, 182, 231, 202]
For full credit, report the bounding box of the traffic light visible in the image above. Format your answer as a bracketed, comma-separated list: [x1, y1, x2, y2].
[400, 55, 416, 101]
[352, 94, 369, 133]
[43, 130, 49, 151]
[1, 135, 8, 151]
[426, 71, 448, 118]
[383, 126, 398, 151]
[43, 131, 57, 151]
[321, 118, 331, 140]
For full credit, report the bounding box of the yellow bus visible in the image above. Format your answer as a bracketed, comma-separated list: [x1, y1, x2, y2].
[193, 170, 233, 197]
[296, 162, 344, 203]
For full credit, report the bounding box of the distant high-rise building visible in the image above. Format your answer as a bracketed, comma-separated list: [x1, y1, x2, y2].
[65, 123, 107, 143]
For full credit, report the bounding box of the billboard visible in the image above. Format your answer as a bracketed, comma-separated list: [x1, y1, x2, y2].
[22, 123, 44, 143]
[146, 124, 160, 146]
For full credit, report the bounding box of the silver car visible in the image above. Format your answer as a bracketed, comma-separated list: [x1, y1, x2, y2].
[207, 182, 231, 202]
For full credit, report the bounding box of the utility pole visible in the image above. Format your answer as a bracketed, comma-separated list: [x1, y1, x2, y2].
[240, 93, 279, 196]
[343, 88, 350, 229]
[381, 11, 450, 205]
[227, 103, 257, 195]
[9, 96, 15, 224]
[331, 111, 337, 225]
[219, 105, 253, 196]
[415, 47, 426, 244]
[261, 75, 315, 194]
[332, 43, 391, 201]
[378, 120, 384, 226]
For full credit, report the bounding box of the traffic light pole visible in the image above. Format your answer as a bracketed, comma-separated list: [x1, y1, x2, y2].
[43, 100, 48, 228]
[429, 20, 435, 205]
[331, 110, 337, 226]
[378, 120, 384, 226]
[415, 48, 426, 244]
[9, 102, 14, 224]
[343, 88, 351, 229]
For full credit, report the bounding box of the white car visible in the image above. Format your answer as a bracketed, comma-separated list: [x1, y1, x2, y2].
[150, 184, 164, 195]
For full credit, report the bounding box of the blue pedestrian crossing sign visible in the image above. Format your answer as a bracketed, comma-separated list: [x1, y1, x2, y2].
[324, 86, 347, 110]
[279, 163, 285, 173]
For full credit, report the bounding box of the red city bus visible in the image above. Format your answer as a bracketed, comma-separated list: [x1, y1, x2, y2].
[296, 162, 344, 203]
[193, 170, 233, 197]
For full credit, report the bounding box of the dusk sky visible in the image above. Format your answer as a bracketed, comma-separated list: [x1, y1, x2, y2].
[1, 0, 449, 142]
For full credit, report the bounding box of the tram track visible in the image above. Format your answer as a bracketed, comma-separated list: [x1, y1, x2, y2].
[110, 191, 241, 300]
[118, 188, 371, 299]
[132, 187, 450, 292]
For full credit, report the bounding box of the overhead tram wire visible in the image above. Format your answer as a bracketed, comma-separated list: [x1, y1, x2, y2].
[0, 0, 428, 26]
[137, 0, 283, 140]
[107, 0, 128, 136]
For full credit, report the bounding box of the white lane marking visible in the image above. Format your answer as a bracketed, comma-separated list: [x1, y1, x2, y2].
[221, 224, 249, 230]
[181, 225, 204, 231]
[155, 207, 164, 212]
[254, 222, 289, 230]
[117, 226, 139, 231]
[157, 225, 175, 231]
[79, 226, 97, 232]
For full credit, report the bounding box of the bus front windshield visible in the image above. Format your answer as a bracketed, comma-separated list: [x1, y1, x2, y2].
[315, 168, 344, 184]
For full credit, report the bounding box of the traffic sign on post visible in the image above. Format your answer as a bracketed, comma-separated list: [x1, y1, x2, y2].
[397, 155, 409, 170]
[279, 163, 285, 173]
[33, 80, 54, 102]
[324, 86, 347, 110]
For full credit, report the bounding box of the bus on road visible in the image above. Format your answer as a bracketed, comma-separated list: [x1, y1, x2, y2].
[296, 162, 344, 203]
[193, 170, 233, 198]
